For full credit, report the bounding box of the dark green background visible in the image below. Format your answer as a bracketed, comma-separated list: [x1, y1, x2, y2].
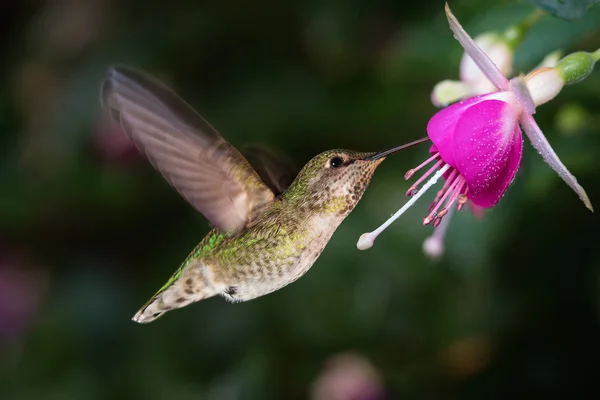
[2, 0, 600, 399]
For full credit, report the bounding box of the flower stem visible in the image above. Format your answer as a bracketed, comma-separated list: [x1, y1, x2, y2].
[592, 48, 600, 62]
[522, 9, 545, 30]
[504, 8, 544, 50]
[357, 164, 450, 250]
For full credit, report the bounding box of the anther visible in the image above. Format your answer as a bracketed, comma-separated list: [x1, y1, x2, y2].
[436, 209, 448, 218]
[423, 212, 437, 225]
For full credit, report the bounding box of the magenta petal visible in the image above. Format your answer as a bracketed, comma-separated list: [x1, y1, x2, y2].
[468, 124, 522, 207]
[427, 94, 496, 167]
[451, 99, 522, 207]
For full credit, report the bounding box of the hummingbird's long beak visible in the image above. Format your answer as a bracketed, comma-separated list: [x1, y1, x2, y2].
[362, 136, 430, 161]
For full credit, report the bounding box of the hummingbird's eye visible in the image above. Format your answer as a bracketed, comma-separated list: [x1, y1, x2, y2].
[329, 156, 344, 169]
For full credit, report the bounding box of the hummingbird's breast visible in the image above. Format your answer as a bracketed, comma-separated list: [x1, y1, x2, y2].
[205, 203, 347, 301]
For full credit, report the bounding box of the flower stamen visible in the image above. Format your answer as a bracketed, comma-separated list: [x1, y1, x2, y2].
[457, 192, 469, 210]
[404, 153, 440, 180]
[357, 164, 451, 250]
[430, 169, 459, 211]
[405, 160, 444, 196]
[442, 179, 467, 215]
[424, 174, 462, 224]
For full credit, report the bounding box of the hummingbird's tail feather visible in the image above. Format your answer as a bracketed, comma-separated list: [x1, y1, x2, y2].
[132, 262, 220, 324]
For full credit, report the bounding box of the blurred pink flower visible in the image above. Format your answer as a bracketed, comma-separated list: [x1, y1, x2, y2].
[0, 255, 44, 343]
[93, 117, 138, 163]
[311, 353, 385, 400]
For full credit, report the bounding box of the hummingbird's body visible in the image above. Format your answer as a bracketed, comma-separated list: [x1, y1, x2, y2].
[101, 66, 427, 323]
[154, 196, 343, 309]
[132, 149, 380, 322]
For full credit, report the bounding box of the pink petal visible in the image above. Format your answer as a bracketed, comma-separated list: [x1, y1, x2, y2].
[445, 3, 510, 91]
[451, 99, 523, 207]
[427, 92, 510, 167]
[520, 113, 593, 211]
[467, 124, 523, 207]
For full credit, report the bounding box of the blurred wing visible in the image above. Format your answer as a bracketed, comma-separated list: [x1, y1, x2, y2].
[242, 144, 298, 195]
[101, 66, 275, 232]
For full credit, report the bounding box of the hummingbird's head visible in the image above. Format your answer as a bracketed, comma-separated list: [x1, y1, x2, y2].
[284, 138, 429, 215]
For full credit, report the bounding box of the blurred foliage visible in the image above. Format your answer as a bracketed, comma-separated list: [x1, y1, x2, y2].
[1, 0, 600, 399]
[526, 0, 600, 19]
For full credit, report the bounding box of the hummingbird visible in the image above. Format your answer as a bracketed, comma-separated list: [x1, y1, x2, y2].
[101, 66, 428, 323]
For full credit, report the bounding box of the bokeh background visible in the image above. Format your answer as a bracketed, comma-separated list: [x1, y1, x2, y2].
[2, 0, 600, 399]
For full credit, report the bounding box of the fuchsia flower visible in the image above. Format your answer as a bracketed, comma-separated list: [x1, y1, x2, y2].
[358, 4, 598, 251]
[424, 17, 559, 258]
[425, 8, 538, 256]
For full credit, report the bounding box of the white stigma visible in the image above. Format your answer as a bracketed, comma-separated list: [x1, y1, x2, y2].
[357, 233, 375, 250]
[357, 164, 450, 250]
[423, 236, 444, 258]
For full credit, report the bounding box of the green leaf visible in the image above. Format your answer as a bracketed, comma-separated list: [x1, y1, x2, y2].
[526, 0, 600, 20]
